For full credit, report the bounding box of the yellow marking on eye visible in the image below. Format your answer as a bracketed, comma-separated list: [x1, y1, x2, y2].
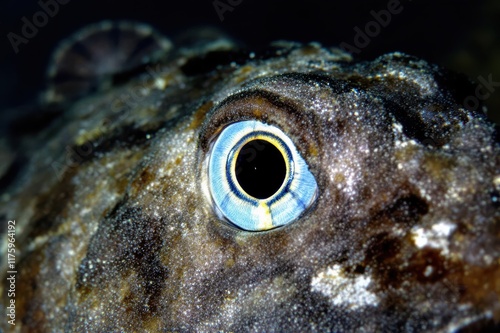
[257, 202, 274, 230]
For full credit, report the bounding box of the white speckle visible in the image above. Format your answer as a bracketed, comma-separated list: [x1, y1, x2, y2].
[80, 207, 91, 215]
[412, 228, 429, 248]
[105, 162, 115, 169]
[432, 221, 456, 237]
[408, 139, 418, 146]
[493, 175, 500, 188]
[424, 265, 434, 277]
[392, 122, 403, 133]
[443, 312, 493, 333]
[311, 265, 379, 310]
[411, 221, 456, 255]
[154, 77, 167, 90]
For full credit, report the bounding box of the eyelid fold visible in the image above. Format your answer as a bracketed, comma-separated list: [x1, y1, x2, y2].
[198, 90, 321, 158]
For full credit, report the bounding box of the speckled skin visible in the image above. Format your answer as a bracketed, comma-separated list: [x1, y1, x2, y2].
[1, 32, 499, 332]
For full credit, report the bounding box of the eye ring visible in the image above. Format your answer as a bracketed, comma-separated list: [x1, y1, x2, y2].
[227, 131, 293, 202]
[207, 120, 318, 231]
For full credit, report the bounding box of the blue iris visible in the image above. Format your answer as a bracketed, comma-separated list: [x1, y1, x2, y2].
[208, 120, 318, 231]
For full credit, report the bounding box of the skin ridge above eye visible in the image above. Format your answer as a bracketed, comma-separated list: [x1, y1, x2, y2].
[199, 88, 323, 161]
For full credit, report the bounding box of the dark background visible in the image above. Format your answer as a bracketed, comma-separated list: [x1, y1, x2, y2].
[1, 0, 499, 124]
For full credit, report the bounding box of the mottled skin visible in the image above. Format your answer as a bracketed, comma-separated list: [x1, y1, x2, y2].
[1, 32, 499, 332]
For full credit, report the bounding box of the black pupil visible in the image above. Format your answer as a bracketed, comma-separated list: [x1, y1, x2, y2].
[235, 139, 287, 199]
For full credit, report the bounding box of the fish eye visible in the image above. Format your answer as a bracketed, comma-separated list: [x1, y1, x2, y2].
[207, 120, 318, 231]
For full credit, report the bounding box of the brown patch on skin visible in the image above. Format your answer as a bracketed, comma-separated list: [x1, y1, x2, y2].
[364, 229, 500, 316]
[456, 261, 500, 312]
[335, 118, 347, 134]
[75, 281, 94, 303]
[26, 166, 78, 240]
[422, 153, 457, 181]
[238, 65, 253, 75]
[253, 108, 263, 118]
[402, 251, 500, 315]
[249, 97, 270, 121]
[144, 315, 163, 332]
[408, 248, 448, 283]
[15, 251, 46, 332]
[333, 173, 345, 183]
[138, 168, 155, 186]
[189, 101, 214, 130]
[361, 213, 450, 282]
[394, 144, 420, 163]
[298, 45, 321, 56]
[234, 65, 254, 84]
[341, 70, 423, 96]
[364, 233, 406, 289]
[225, 257, 235, 268]
[159, 231, 184, 269]
[130, 166, 155, 197]
[86, 150, 143, 219]
[308, 144, 319, 157]
[372, 193, 429, 228]
[115, 170, 132, 196]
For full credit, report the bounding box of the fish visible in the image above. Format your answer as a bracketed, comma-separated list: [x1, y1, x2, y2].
[0, 21, 499, 332]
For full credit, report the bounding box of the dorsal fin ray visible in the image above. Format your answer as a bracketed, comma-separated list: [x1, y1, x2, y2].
[43, 20, 172, 105]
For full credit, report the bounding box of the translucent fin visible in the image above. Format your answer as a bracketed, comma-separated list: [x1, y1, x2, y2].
[174, 26, 238, 55]
[43, 20, 172, 104]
